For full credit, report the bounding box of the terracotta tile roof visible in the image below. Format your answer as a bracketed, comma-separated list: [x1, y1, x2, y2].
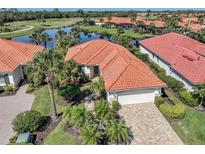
[188, 24, 203, 32]
[139, 32, 205, 85]
[0, 39, 44, 73]
[95, 17, 132, 25]
[65, 39, 165, 91]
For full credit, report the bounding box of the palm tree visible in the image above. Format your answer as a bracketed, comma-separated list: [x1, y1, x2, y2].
[29, 32, 42, 45]
[106, 120, 129, 144]
[40, 33, 53, 48]
[70, 104, 89, 128]
[80, 122, 102, 145]
[26, 48, 64, 119]
[99, 17, 104, 25]
[90, 77, 105, 97]
[55, 30, 67, 40]
[107, 16, 112, 27]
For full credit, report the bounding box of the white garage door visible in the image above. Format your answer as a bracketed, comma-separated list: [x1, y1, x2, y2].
[117, 89, 155, 105]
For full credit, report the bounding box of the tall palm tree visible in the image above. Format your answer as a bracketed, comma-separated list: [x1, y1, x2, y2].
[55, 30, 67, 40]
[80, 122, 102, 145]
[106, 120, 129, 144]
[40, 33, 53, 48]
[107, 16, 112, 28]
[26, 48, 64, 119]
[29, 32, 42, 45]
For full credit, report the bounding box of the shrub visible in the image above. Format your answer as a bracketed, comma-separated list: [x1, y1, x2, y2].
[133, 50, 149, 63]
[179, 90, 199, 107]
[26, 84, 36, 93]
[159, 103, 186, 119]
[111, 101, 121, 112]
[158, 73, 184, 92]
[150, 62, 166, 75]
[3, 84, 15, 93]
[12, 110, 48, 133]
[155, 96, 165, 107]
[58, 84, 81, 101]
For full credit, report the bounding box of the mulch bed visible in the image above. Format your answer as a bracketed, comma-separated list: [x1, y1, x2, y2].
[34, 116, 62, 145]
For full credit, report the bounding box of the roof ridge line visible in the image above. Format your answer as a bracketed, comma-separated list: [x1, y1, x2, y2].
[71, 41, 93, 60]
[85, 42, 110, 65]
[107, 62, 130, 91]
[101, 48, 120, 71]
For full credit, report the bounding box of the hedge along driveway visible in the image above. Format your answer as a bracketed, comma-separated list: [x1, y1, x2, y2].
[0, 84, 34, 144]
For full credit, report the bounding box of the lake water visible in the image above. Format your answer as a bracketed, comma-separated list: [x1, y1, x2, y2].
[11, 26, 113, 48]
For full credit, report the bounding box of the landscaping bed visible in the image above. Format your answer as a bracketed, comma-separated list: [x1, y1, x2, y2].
[156, 89, 205, 144]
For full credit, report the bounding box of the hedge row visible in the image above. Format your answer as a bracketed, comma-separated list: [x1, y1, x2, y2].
[159, 103, 186, 119]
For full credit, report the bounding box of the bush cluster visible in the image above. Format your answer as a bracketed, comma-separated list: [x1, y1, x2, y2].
[154, 96, 165, 107]
[179, 90, 199, 107]
[12, 110, 49, 133]
[58, 83, 81, 101]
[159, 103, 186, 119]
[133, 50, 149, 63]
[3, 84, 15, 93]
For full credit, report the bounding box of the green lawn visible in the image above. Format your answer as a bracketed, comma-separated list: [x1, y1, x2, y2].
[0, 18, 82, 38]
[165, 90, 205, 144]
[80, 25, 151, 39]
[31, 85, 65, 116]
[44, 121, 79, 145]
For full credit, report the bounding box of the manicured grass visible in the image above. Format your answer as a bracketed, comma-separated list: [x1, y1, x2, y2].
[44, 121, 79, 145]
[165, 90, 205, 144]
[31, 85, 65, 116]
[80, 25, 150, 39]
[0, 18, 82, 38]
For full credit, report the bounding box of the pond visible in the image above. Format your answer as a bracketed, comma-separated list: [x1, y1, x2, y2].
[11, 26, 114, 48]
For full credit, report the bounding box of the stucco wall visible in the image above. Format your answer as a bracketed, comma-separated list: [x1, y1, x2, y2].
[139, 45, 194, 91]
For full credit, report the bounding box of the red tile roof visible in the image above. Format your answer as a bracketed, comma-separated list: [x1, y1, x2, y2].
[95, 17, 132, 25]
[139, 32, 205, 85]
[0, 39, 44, 73]
[65, 39, 165, 91]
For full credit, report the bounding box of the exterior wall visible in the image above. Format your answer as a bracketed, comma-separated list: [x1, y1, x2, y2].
[0, 74, 6, 87]
[107, 88, 161, 105]
[139, 45, 194, 91]
[10, 67, 23, 87]
[140, 45, 170, 75]
[169, 69, 193, 91]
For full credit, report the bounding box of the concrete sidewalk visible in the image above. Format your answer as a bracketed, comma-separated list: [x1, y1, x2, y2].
[0, 84, 34, 144]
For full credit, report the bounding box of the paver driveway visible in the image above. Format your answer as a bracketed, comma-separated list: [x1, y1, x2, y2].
[119, 103, 183, 145]
[0, 83, 34, 144]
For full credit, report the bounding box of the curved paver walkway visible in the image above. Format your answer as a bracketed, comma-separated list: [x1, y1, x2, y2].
[119, 103, 183, 145]
[0, 83, 34, 144]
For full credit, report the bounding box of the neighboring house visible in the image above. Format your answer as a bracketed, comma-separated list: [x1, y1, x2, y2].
[65, 39, 165, 105]
[0, 39, 44, 89]
[139, 32, 205, 91]
[95, 17, 133, 28]
[95, 16, 165, 29]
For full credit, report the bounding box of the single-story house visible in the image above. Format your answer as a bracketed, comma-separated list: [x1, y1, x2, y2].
[95, 17, 133, 28]
[95, 16, 165, 29]
[65, 39, 165, 105]
[139, 32, 205, 91]
[0, 39, 44, 89]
